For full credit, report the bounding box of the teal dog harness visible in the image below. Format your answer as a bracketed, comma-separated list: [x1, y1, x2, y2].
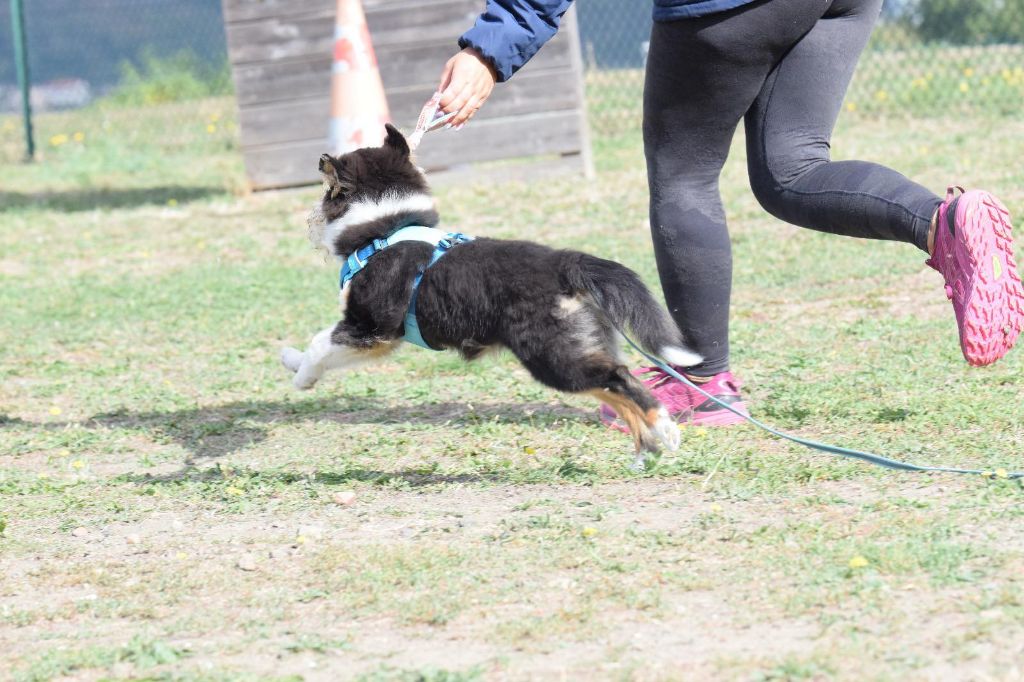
[338, 225, 473, 350]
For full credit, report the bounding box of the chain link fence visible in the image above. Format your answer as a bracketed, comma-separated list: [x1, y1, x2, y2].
[577, 0, 1024, 138]
[0, 0, 237, 168]
[1, 1, 1020, 170]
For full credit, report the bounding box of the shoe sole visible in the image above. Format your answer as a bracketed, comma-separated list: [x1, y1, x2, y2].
[601, 403, 751, 431]
[680, 403, 750, 427]
[955, 192, 1024, 366]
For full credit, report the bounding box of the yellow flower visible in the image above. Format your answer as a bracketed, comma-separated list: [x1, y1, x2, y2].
[981, 470, 993, 478]
[58, 449, 70, 457]
[210, 112, 222, 123]
[995, 469, 1008, 479]
[581, 527, 598, 538]
[959, 81, 969, 93]
[48, 406, 62, 415]
[206, 124, 217, 134]
[963, 67, 974, 78]
[225, 486, 244, 496]
[695, 427, 708, 438]
[1002, 69, 1013, 80]
[176, 551, 188, 560]
[845, 102, 857, 112]
[874, 89, 888, 102]
[71, 459, 85, 470]
[710, 503, 723, 513]
[848, 555, 869, 569]
[911, 77, 928, 89]
[49, 133, 68, 146]
[523, 445, 536, 454]
[167, 198, 178, 207]
[72, 132, 84, 142]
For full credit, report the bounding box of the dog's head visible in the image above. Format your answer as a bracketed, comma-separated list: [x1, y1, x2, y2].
[307, 124, 435, 256]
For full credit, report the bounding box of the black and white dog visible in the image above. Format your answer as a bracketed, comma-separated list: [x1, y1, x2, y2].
[282, 124, 700, 467]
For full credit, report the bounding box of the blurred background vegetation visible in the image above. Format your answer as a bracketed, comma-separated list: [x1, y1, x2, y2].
[0, 0, 1021, 174]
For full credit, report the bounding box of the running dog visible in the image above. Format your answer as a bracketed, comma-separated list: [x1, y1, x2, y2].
[282, 124, 699, 468]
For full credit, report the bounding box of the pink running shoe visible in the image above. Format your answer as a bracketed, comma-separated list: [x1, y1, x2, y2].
[600, 368, 749, 431]
[926, 187, 1024, 366]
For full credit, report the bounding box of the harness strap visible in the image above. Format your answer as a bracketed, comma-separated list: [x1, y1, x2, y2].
[338, 226, 473, 350]
[340, 225, 452, 288]
[404, 234, 473, 350]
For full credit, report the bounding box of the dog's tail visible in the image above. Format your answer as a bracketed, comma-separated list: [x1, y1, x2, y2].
[563, 252, 702, 368]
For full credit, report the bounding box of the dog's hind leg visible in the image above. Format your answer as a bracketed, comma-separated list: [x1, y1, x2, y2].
[282, 323, 398, 390]
[587, 366, 679, 470]
[513, 345, 676, 469]
[505, 304, 678, 469]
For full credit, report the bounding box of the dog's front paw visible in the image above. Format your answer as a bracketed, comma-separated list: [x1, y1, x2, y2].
[292, 370, 320, 391]
[281, 347, 304, 373]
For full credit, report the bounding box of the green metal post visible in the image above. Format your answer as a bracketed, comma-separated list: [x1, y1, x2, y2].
[10, 0, 34, 160]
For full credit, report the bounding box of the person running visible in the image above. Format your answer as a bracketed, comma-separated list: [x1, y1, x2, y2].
[432, 0, 1024, 427]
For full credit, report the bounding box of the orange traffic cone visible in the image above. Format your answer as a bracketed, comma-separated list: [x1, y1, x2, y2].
[329, 0, 390, 154]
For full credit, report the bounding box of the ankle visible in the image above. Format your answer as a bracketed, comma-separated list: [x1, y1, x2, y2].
[927, 206, 939, 256]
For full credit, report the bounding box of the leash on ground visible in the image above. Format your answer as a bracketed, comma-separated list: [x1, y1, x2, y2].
[621, 334, 1023, 480]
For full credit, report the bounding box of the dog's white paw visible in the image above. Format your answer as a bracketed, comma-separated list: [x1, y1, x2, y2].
[292, 369, 319, 390]
[651, 407, 680, 452]
[281, 347, 304, 373]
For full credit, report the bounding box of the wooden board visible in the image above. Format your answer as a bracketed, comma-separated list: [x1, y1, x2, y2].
[231, 38, 573, 106]
[242, 110, 583, 189]
[224, 0, 476, 24]
[222, 0, 592, 189]
[238, 69, 580, 148]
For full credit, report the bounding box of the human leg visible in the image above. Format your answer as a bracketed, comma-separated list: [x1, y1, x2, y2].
[743, 0, 1023, 363]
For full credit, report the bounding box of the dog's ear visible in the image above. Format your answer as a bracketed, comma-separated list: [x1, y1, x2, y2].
[318, 153, 337, 178]
[383, 123, 410, 157]
[318, 153, 352, 199]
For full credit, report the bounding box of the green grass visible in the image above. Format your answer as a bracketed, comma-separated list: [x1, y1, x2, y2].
[1, 90, 1024, 680]
[107, 50, 233, 108]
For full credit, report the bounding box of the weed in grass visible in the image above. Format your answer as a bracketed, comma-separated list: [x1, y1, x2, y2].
[14, 635, 186, 682]
[753, 657, 836, 681]
[281, 633, 351, 654]
[356, 667, 484, 682]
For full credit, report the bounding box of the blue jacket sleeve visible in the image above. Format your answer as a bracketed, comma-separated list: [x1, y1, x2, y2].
[458, 0, 574, 82]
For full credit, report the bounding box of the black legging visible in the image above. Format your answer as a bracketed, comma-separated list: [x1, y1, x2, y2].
[644, 0, 942, 376]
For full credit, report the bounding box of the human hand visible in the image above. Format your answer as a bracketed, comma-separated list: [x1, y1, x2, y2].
[436, 47, 498, 129]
